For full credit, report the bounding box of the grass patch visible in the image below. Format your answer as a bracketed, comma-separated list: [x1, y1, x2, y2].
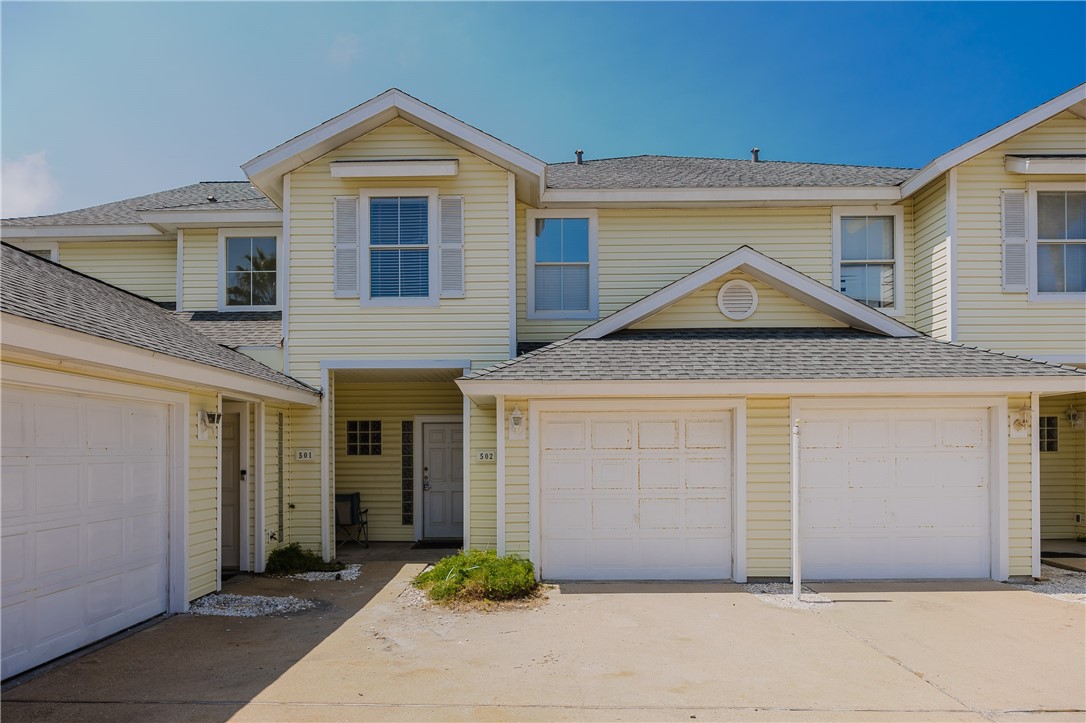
[415, 550, 538, 603]
[264, 543, 345, 576]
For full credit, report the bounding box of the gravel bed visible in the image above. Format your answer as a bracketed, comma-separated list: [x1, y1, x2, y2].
[288, 564, 362, 582]
[1008, 564, 1086, 604]
[188, 593, 316, 617]
[745, 582, 834, 610]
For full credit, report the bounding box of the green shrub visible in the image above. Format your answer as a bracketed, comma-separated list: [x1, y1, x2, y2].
[415, 549, 537, 602]
[265, 543, 345, 576]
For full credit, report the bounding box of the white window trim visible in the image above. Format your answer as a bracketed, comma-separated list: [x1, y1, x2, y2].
[1027, 181, 1086, 303]
[831, 205, 905, 317]
[218, 227, 283, 312]
[359, 188, 440, 307]
[16, 240, 59, 262]
[525, 208, 599, 320]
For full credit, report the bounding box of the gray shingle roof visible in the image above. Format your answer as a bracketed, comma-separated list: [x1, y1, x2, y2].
[468, 328, 1085, 381]
[545, 156, 916, 189]
[2, 182, 276, 227]
[1, 244, 316, 395]
[174, 311, 283, 348]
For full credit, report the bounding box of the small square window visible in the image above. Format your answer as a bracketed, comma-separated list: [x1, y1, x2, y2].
[346, 420, 382, 456]
[1039, 416, 1059, 453]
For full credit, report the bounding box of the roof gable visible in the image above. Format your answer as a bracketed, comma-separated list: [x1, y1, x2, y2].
[901, 83, 1086, 197]
[242, 89, 546, 206]
[573, 246, 919, 339]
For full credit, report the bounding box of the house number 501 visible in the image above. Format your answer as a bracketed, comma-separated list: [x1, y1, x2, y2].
[296, 449, 315, 461]
[475, 449, 496, 462]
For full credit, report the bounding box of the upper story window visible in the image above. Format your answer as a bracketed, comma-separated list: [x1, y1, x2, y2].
[220, 230, 279, 310]
[370, 196, 430, 298]
[526, 209, 598, 320]
[831, 206, 904, 315]
[1035, 189, 1085, 294]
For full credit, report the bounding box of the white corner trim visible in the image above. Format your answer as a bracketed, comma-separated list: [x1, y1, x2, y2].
[330, 159, 458, 178]
[525, 208, 599, 321]
[901, 84, 1086, 198]
[496, 395, 506, 555]
[946, 169, 958, 341]
[176, 229, 184, 311]
[572, 245, 918, 339]
[282, 174, 291, 376]
[831, 205, 906, 317]
[255, 400, 267, 573]
[732, 398, 747, 583]
[508, 172, 518, 358]
[320, 367, 331, 561]
[1005, 156, 1086, 175]
[217, 227, 283, 312]
[215, 392, 223, 591]
[462, 397, 472, 549]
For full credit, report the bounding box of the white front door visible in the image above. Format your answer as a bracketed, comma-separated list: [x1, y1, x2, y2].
[220, 413, 241, 569]
[539, 410, 733, 580]
[1, 386, 170, 678]
[800, 406, 992, 579]
[423, 423, 464, 539]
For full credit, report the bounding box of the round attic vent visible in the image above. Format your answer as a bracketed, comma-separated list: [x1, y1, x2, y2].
[717, 279, 758, 320]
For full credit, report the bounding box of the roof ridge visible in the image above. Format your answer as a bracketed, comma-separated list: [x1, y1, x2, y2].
[547, 154, 918, 171]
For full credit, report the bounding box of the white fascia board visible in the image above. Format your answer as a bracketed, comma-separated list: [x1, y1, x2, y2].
[0, 224, 164, 240]
[1004, 156, 1086, 175]
[572, 246, 918, 339]
[330, 159, 459, 178]
[901, 84, 1086, 198]
[242, 89, 545, 206]
[319, 358, 472, 371]
[139, 209, 283, 231]
[457, 376, 1086, 403]
[540, 186, 902, 207]
[1, 315, 320, 406]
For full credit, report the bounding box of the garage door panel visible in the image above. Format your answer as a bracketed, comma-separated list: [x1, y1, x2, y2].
[801, 406, 991, 580]
[543, 458, 586, 491]
[802, 420, 842, 449]
[542, 410, 732, 580]
[2, 386, 170, 678]
[542, 420, 585, 450]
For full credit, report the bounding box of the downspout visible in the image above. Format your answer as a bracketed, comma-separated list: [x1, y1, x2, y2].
[791, 418, 802, 599]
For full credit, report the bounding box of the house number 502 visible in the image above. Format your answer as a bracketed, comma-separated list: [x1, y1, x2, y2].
[475, 449, 496, 462]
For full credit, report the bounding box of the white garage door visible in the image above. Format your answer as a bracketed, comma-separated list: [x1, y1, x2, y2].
[540, 410, 733, 580]
[800, 406, 991, 579]
[2, 386, 170, 678]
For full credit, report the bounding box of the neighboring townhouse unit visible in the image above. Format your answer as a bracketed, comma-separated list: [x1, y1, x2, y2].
[2, 85, 1084, 676]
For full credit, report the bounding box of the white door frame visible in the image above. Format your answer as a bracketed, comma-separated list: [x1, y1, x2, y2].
[223, 401, 251, 571]
[528, 398, 747, 582]
[413, 415, 465, 541]
[0, 363, 190, 612]
[790, 396, 1009, 581]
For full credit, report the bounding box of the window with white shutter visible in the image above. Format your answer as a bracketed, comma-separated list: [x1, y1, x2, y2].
[1001, 189, 1028, 292]
[334, 196, 359, 297]
[1031, 187, 1085, 295]
[358, 188, 440, 306]
[526, 209, 598, 320]
[439, 196, 464, 298]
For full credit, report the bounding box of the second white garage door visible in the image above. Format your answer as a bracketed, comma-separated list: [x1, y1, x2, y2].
[800, 406, 992, 580]
[540, 410, 733, 580]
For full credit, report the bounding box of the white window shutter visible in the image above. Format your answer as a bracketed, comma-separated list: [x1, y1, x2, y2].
[439, 196, 464, 298]
[1001, 189, 1028, 292]
[334, 196, 359, 297]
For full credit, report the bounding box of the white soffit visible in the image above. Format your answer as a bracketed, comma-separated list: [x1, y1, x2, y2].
[1004, 156, 1086, 175]
[901, 83, 1086, 198]
[139, 209, 283, 232]
[572, 246, 919, 339]
[330, 159, 459, 178]
[0, 224, 164, 241]
[540, 186, 903, 208]
[242, 89, 545, 206]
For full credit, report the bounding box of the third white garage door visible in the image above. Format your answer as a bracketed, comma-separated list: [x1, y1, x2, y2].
[800, 406, 992, 579]
[539, 410, 733, 580]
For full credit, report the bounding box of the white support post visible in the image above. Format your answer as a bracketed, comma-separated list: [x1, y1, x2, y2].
[320, 368, 330, 561]
[1031, 392, 1040, 579]
[496, 395, 506, 555]
[791, 417, 802, 600]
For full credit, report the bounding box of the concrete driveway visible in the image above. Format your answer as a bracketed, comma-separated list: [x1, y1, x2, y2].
[3, 561, 1084, 722]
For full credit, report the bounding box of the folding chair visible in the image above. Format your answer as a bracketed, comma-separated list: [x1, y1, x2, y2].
[335, 492, 369, 548]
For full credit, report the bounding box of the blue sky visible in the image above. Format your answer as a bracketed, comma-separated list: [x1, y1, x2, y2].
[2, 1, 1083, 217]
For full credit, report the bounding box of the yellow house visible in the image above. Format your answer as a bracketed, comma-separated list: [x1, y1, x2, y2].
[2, 85, 1084, 674]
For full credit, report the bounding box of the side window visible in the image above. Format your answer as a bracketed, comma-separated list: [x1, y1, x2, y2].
[527, 210, 598, 320]
[1038, 416, 1058, 453]
[221, 232, 278, 309]
[832, 207, 903, 314]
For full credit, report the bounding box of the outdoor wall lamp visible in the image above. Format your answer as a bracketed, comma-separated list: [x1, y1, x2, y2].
[1067, 405, 1084, 429]
[198, 410, 223, 440]
[509, 404, 526, 440]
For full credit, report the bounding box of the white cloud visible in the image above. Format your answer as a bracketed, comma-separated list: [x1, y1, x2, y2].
[2, 152, 61, 218]
[328, 33, 360, 67]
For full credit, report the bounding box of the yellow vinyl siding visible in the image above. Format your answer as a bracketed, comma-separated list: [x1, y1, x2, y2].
[285, 405, 323, 553]
[955, 112, 1086, 357]
[333, 381, 462, 541]
[187, 391, 219, 599]
[746, 397, 792, 577]
[181, 228, 219, 311]
[1007, 394, 1034, 576]
[287, 119, 512, 386]
[59, 241, 176, 303]
[517, 206, 916, 343]
[911, 176, 951, 338]
[632, 272, 847, 329]
[239, 347, 284, 372]
[504, 397, 530, 555]
[469, 400, 497, 549]
[1040, 393, 1086, 539]
[263, 404, 290, 559]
